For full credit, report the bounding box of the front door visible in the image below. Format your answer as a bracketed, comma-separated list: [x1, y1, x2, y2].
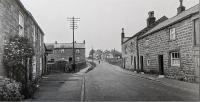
[140, 56, 144, 72]
[158, 55, 164, 75]
[134, 57, 136, 70]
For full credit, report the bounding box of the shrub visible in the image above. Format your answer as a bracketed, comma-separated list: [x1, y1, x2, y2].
[0, 78, 23, 101]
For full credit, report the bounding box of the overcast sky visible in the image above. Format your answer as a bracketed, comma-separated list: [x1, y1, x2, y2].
[20, 0, 199, 55]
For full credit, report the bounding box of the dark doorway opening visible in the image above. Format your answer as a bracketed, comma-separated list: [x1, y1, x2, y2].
[134, 57, 136, 70]
[69, 57, 73, 62]
[158, 55, 164, 75]
[123, 58, 126, 69]
[140, 56, 144, 72]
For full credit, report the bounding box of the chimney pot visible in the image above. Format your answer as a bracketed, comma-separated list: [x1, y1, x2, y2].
[177, 0, 185, 14]
[147, 11, 156, 26]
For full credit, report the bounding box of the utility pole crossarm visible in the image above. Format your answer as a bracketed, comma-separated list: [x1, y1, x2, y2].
[67, 16, 80, 71]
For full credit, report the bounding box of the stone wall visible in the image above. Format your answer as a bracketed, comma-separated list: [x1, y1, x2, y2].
[122, 37, 138, 70]
[0, 0, 45, 79]
[138, 14, 199, 82]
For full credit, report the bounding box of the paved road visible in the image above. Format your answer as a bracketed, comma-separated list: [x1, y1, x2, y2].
[29, 62, 199, 101]
[85, 62, 199, 101]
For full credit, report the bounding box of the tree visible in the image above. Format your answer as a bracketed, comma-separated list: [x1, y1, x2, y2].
[89, 49, 95, 57]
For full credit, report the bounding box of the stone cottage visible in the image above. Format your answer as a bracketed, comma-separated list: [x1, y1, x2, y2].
[0, 0, 45, 81]
[121, 1, 199, 82]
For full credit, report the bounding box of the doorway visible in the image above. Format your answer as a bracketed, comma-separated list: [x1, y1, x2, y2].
[134, 57, 136, 70]
[140, 56, 144, 72]
[123, 58, 126, 69]
[158, 55, 164, 75]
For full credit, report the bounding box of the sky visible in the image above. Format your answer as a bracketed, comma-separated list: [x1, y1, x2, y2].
[20, 0, 199, 56]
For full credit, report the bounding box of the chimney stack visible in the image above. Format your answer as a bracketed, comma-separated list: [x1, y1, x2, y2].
[55, 41, 58, 44]
[121, 28, 125, 44]
[83, 40, 85, 44]
[177, 0, 185, 14]
[147, 11, 156, 26]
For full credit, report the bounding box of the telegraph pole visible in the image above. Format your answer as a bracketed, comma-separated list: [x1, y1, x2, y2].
[68, 17, 80, 71]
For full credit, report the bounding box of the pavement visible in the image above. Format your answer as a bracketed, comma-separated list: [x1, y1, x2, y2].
[109, 62, 199, 94]
[26, 62, 91, 101]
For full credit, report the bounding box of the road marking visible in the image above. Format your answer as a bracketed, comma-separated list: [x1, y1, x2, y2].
[81, 75, 85, 101]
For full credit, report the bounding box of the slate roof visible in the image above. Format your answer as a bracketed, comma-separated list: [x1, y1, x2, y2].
[123, 16, 168, 44]
[141, 4, 199, 38]
[45, 43, 85, 50]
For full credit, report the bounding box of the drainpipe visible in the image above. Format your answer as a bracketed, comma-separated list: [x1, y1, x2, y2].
[136, 37, 140, 72]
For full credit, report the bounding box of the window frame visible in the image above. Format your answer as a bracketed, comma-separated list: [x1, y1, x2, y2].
[170, 51, 180, 67]
[169, 28, 176, 41]
[76, 57, 80, 62]
[61, 49, 65, 53]
[33, 25, 36, 46]
[131, 56, 133, 65]
[76, 49, 80, 54]
[147, 59, 151, 66]
[194, 18, 200, 46]
[18, 11, 24, 36]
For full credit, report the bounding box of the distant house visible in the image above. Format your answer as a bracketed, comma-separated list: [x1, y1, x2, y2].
[121, 1, 199, 82]
[46, 41, 86, 64]
[0, 0, 45, 80]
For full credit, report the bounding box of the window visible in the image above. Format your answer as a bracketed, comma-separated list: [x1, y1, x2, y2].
[145, 39, 150, 46]
[61, 49, 65, 53]
[194, 19, 200, 45]
[171, 52, 180, 67]
[50, 59, 55, 62]
[40, 34, 42, 47]
[40, 58, 42, 74]
[77, 57, 80, 62]
[76, 49, 80, 54]
[169, 28, 176, 40]
[147, 59, 151, 66]
[33, 25, 36, 46]
[19, 12, 24, 36]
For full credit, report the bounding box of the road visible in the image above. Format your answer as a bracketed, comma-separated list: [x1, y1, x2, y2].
[84, 62, 199, 101]
[29, 61, 199, 101]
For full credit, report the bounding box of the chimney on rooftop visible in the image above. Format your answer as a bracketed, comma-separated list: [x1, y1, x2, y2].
[55, 41, 58, 44]
[83, 40, 85, 44]
[177, 0, 185, 14]
[147, 11, 156, 26]
[121, 28, 125, 44]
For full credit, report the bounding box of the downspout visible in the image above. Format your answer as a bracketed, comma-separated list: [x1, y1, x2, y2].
[136, 36, 140, 72]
